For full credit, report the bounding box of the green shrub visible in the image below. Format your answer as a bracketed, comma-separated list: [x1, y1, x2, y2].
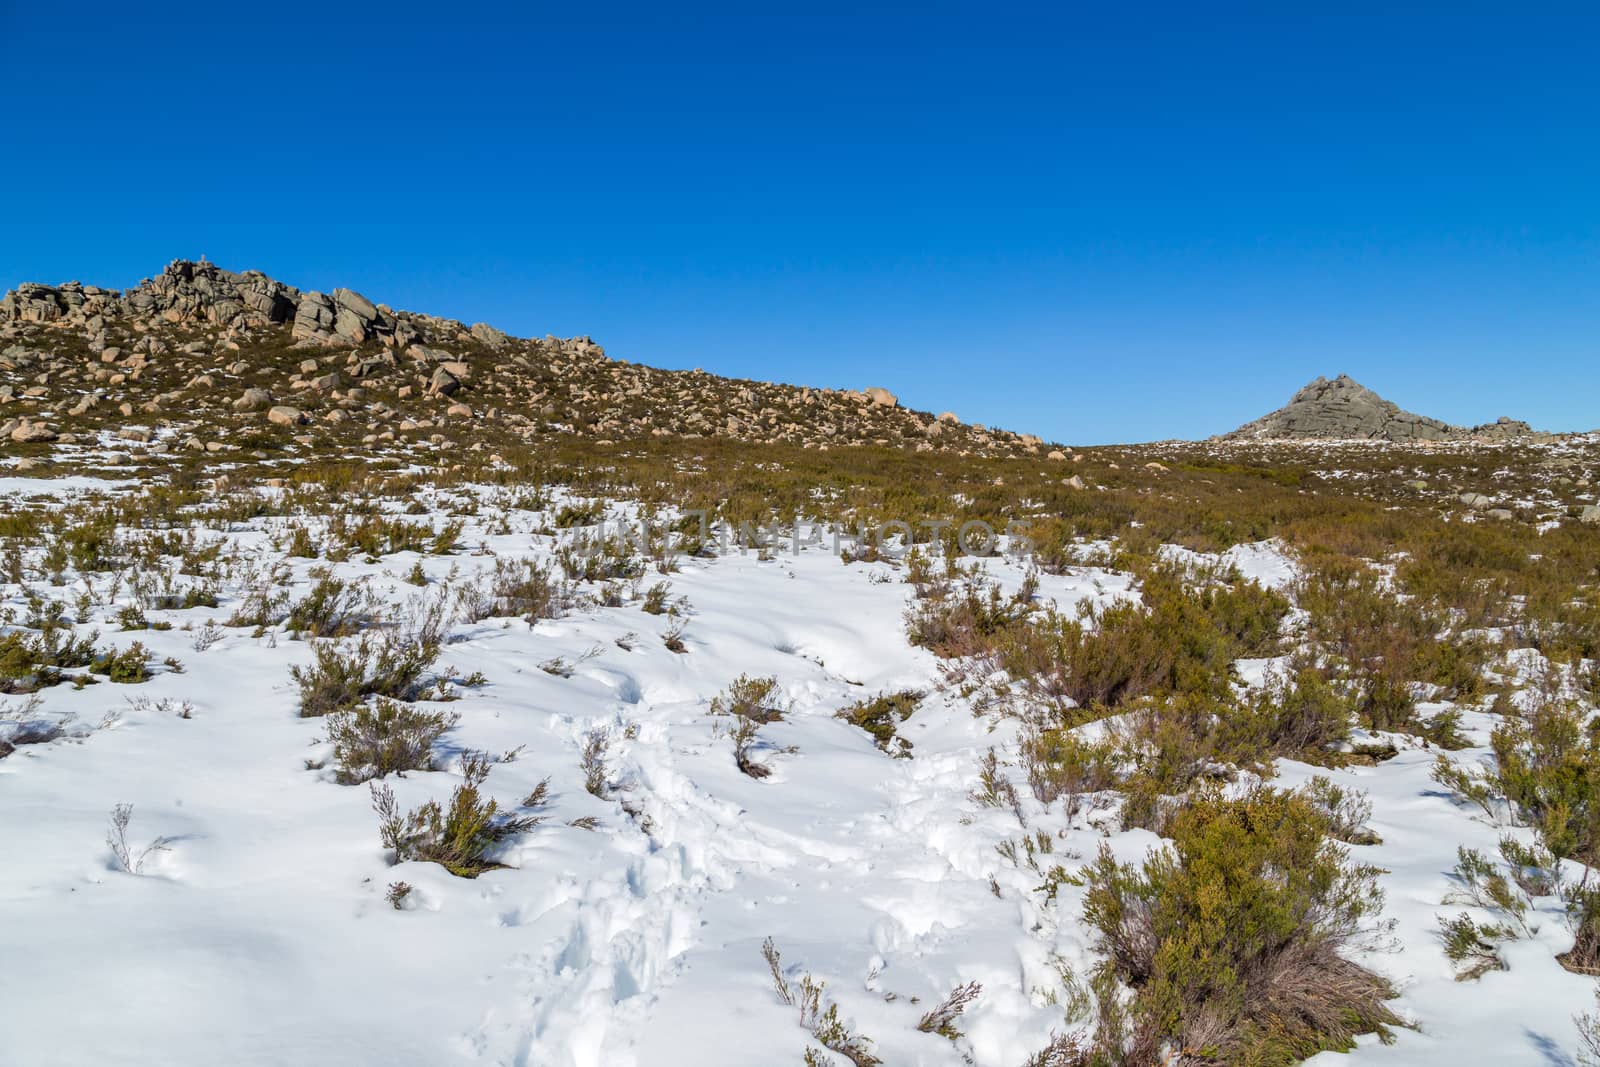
[486, 557, 565, 621]
[1295, 555, 1492, 733]
[286, 575, 372, 637]
[1438, 913, 1511, 980]
[283, 523, 318, 558]
[291, 606, 443, 717]
[1444, 846, 1532, 936]
[226, 582, 290, 629]
[905, 576, 1031, 659]
[1563, 884, 1600, 976]
[555, 533, 645, 583]
[710, 674, 786, 723]
[836, 689, 921, 757]
[640, 581, 673, 615]
[1298, 776, 1380, 846]
[1492, 699, 1600, 865]
[326, 698, 460, 784]
[1082, 786, 1398, 1063]
[0, 627, 98, 693]
[92, 642, 151, 684]
[1214, 668, 1352, 767]
[709, 675, 788, 778]
[553, 500, 605, 528]
[992, 563, 1289, 723]
[370, 751, 543, 877]
[1021, 727, 1122, 805]
[326, 513, 443, 558]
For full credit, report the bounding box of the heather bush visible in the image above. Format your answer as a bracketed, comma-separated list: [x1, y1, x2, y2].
[286, 574, 373, 637]
[993, 563, 1289, 724]
[580, 725, 610, 797]
[1298, 776, 1380, 846]
[762, 938, 881, 1066]
[1213, 668, 1353, 768]
[1438, 912, 1512, 980]
[709, 675, 788, 778]
[1021, 727, 1122, 806]
[905, 574, 1031, 659]
[487, 557, 566, 621]
[292, 603, 444, 716]
[371, 750, 543, 877]
[553, 500, 605, 528]
[0, 627, 98, 693]
[1294, 555, 1492, 733]
[1564, 884, 1600, 976]
[226, 579, 290, 629]
[1575, 986, 1600, 1066]
[326, 698, 460, 783]
[91, 642, 151, 684]
[1022, 674, 1351, 824]
[1081, 786, 1398, 1064]
[1491, 698, 1600, 865]
[555, 533, 645, 583]
[836, 689, 921, 757]
[105, 803, 172, 875]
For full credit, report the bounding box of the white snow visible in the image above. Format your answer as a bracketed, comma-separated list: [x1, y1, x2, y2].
[0, 486, 1593, 1066]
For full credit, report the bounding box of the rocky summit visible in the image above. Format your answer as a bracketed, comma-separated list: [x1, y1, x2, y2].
[0, 259, 1058, 459]
[1224, 373, 1541, 443]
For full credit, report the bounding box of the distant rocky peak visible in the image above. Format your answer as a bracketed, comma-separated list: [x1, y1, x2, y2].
[1226, 374, 1540, 443]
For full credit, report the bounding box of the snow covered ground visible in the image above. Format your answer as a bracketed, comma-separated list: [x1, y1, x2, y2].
[0, 480, 1594, 1066]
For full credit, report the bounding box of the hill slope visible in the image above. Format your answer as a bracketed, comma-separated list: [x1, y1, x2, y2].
[1, 259, 1058, 461]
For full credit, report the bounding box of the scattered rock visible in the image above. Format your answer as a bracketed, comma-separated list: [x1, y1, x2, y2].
[470, 322, 509, 347]
[234, 388, 272, 411]
[428, 367, 460, 397]
[10, 420, 56, 443]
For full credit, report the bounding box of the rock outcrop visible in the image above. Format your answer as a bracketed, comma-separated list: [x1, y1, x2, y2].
[1225, 375, 1542, 443]
[3, 259, 456, 350]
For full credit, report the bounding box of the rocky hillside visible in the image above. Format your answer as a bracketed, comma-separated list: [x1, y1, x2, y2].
[1225, 374, 1541, 443]
[0, 259, 1062, 462]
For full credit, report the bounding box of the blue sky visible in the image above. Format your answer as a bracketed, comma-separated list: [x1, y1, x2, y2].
[3, 2, 1596, 443]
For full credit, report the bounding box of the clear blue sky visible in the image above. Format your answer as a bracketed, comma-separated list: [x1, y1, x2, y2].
[3, 3, 1596, 444]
